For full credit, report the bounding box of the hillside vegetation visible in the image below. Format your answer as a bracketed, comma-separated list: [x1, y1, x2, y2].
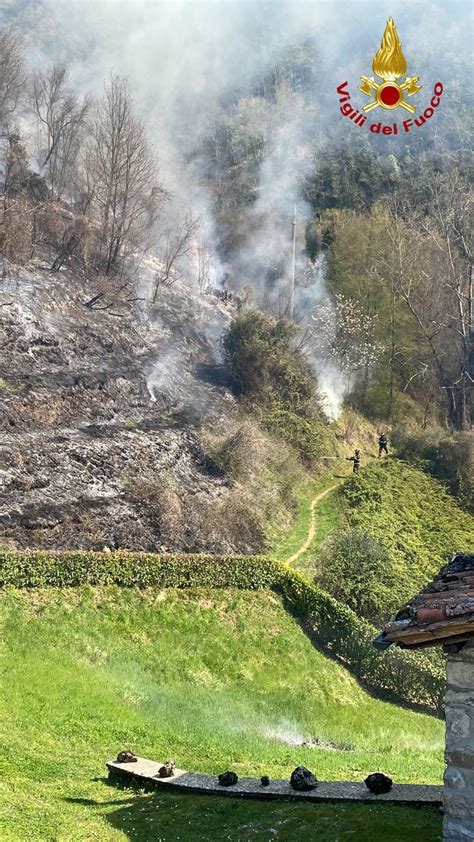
[343, 461, 472, 571]
[0, 585, 443, 840]
[287, 459, 473, 626]
[316, 459, 474, 622]
[392, 427, 474, 513]
[0, 13, 469, 842]
[1, 549, 443, 713]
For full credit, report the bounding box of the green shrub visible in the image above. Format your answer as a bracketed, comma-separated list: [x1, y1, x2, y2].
[316, 529, 396, 624]
[223, 309, 315, 408]
[222, 310, 332, 462]
[0, 549, 444, 715]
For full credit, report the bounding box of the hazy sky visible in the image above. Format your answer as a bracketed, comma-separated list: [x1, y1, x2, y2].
[4, 0, 472, 98]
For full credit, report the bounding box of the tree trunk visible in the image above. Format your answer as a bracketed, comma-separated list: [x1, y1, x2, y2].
[445, 380, 471, 431]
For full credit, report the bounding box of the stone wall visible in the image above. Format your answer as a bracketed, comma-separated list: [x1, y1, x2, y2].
[444, 639, 474, 841]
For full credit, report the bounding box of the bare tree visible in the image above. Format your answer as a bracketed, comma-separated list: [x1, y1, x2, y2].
[0, 133, 33, 263]
[386, 173, 472, 430]
[152, 214, 198, 301]
[88, 75, 163, 275]
[0, 30, 25, 134]
[31, 64, 92, 200]
[194, 237, 215, 292]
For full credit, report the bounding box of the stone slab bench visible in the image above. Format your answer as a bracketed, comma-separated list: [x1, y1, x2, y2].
[107, 757, 443, 805]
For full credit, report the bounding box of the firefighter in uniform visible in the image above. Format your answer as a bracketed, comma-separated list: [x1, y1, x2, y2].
[378, 433, 389, 457]
[346, 449, 361, 473]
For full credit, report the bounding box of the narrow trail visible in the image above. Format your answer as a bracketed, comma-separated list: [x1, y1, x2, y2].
[286, 482, 341, 566]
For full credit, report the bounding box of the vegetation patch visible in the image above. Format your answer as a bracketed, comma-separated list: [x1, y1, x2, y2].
[0, 549, 444, 713]
[0, 586, 443, 840]
[392, 427, 473, 513]
[317, 529, 394, 626]
[333, 460, 473, 621]
[222, 310, 332, 462]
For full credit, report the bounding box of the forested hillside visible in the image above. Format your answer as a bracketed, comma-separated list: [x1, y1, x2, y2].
[0, 4, 471, 437]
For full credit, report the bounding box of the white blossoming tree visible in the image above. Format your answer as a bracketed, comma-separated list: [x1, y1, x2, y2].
[311, 293, 384, 376]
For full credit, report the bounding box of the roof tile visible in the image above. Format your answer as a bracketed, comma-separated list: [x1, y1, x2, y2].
[375, 554, 474, 650]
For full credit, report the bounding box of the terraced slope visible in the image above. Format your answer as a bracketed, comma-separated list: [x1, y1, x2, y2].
[0, 259, 245, 554]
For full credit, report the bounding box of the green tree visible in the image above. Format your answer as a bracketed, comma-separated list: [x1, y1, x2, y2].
[321, 205, 427, 421]
[223, 310, 329, 461]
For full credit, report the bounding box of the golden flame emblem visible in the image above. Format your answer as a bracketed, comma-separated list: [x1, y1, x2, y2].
[358, 18, 422, 113]
[372, 17, 407, 81]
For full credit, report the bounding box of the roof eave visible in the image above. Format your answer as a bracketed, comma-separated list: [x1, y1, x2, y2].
[376, 615, 474, 650]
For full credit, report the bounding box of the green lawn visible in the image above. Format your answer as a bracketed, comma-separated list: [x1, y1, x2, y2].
[1, 585, 443, 840]
[87, 789, 443, 841]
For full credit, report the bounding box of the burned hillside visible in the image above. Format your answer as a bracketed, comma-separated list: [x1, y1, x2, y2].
[0, 257, 266, 553]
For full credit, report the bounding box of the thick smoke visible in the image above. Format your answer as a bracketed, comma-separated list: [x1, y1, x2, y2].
[4, 0, 471, 417]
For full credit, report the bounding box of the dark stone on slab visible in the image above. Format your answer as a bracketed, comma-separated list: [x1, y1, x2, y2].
[157, 761, 175, 778]
[116, 750, 137, 763]
[106, 757, 443, 805]
[218, 771, 238, 787]
[290, 766, 318, 791]
[261, 776, 270, 787]
[365, 773, 393, 794]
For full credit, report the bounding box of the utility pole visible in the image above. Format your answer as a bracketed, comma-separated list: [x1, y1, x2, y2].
[290, 204, 296, 319]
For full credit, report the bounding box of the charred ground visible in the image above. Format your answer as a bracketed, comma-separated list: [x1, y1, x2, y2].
[0, 257, 256, 553]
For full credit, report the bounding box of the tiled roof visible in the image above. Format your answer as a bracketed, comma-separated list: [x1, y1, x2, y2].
[374, 554, 474, 650]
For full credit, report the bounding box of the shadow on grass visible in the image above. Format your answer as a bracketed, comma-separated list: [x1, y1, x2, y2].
[90, 784, 442, 842]
[65, 796, 129, 807]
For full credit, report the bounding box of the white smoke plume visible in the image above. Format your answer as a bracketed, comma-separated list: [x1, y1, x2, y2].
[3, 0, 471, 417]
[8, 1, 470, 237]
[261, 718, 307, 747]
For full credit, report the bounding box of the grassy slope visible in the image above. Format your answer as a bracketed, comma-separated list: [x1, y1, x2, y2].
[272, 459, 473, 599]
[1, 586, 443, 841]
[338, 459, 474, 606]
[267, 408, 378, 563]
[269, 469, 345, 564]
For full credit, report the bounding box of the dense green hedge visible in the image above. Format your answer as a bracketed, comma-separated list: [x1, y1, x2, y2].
[0, 550, 444, 714]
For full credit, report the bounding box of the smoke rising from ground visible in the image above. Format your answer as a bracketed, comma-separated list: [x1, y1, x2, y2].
[4, 0, 471, 417]
[10, 0, 470, 231]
